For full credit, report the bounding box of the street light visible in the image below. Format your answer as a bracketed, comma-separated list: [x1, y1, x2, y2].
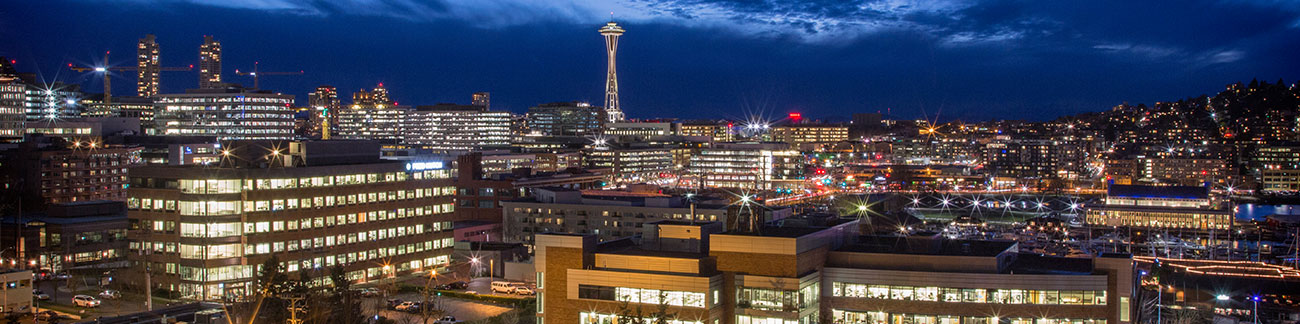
[1216, 294, 1230, 301]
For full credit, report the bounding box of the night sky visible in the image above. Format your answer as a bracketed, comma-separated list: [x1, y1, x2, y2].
[2, 0, 1298, 121]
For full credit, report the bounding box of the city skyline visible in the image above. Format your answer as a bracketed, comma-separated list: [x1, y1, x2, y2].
[0, 1, 1297, 121]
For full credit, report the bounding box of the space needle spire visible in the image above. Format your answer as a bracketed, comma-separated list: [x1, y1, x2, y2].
[599, 20, 625, 122]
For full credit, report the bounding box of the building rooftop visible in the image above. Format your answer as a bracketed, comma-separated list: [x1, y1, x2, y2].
[1107, 184, 1208, 199]
[839, 235, 1016, 257]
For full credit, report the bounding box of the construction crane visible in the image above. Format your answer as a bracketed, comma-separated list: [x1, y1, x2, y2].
[235, 62, 303, 90]
[68, 51, 192, 104]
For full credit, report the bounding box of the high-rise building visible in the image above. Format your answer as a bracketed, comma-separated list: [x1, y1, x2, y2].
[600, 21, 625, 123]
[123, 141, 457, 301]
[525, 102, 606, 137]
[154, 88, 295, 140]
[352, 83, 392, 106]
[472, 92, 490, 109]
[198, 36, 221, 89]
[137, 34, 161, 97]
[0, 79, 25, 142]
[404, 104, 511, 151]
[308, 85, 340, 139]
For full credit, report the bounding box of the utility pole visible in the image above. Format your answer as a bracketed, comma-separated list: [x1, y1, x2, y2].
[286, 295, 306, 324]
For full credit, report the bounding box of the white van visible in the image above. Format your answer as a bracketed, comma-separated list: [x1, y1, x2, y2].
[490, 281, 517, 294]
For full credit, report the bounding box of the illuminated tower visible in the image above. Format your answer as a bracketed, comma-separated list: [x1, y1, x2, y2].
[137, 34, 160, 96]
[599, 21, 625, 123]
[198, 36, 222, 88]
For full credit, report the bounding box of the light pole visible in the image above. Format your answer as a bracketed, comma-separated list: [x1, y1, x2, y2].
[1252, 295, 1260, 324]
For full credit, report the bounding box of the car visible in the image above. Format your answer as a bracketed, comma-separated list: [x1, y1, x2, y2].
[386, 298, 405, 309]
[32, 289, 49, 301]
[394, 301, 419, 312]
[438, 281, 467, 290]
[435, 315, 459, 324]
[512, 285, 534, 295]
[72, 295, 100, 307]
[359, 287, 381, 297]
[490, 281, 518, 294]
[54, 272, 70, 280]
[99, 289, 121, 299]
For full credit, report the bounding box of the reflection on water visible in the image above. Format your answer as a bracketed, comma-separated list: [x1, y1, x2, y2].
[1235, 204, 1300, 221]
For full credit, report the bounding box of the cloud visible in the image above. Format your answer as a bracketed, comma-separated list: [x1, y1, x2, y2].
[89, 0, 1300, 53]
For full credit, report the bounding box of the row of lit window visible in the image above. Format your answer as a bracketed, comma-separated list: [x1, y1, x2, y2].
[831, 282, 1106, 305]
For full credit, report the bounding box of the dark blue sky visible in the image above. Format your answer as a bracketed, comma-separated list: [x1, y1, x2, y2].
[2, 0, 1298, 121]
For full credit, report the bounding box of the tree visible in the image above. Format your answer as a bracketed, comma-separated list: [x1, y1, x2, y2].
[326, 265, 366, 324]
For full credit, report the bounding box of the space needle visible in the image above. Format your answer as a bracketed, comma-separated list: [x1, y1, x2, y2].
[600, 21, 625, 123]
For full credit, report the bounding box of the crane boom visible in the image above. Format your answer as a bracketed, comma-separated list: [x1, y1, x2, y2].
[234, 62, 303, 89]
[68, 51, 192, 104]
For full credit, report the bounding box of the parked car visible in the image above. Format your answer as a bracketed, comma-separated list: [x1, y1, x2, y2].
[32, 289, 49, 301]
[386, 299, 405, 309]
[99, 290, 121, 299]
[435, 315, 460, 324]
[72, 295, 100, 307]
[394, 301, 419, 312]
[359, 287, 381, 297]
[54, 272, 71, 280]
[512, 285, 534, 295]
[438, 281, 467, 290]
[490, 281, 518, 294]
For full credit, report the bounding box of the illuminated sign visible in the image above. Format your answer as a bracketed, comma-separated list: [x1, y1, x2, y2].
[406, 161, 444, 171]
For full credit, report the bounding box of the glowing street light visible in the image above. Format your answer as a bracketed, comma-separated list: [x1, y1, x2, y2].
[1216, 294, 1230, 301]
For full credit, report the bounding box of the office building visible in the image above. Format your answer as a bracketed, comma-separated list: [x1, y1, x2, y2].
[0, 200, 129, 272]
[502, 188, 734, 245]
[453, 153, 605, 227]
[22, 81, 82, 121]
[1261, 169, 1300, 192]
[24, 117, 139, 144]
[81, 96, 157, 133]
[335, 103, 409, 142]
[535, 222, 1133, 324]
[606, 122, 675, 139]
[198, 36, 221, 89]
[403, 104, 511, 151]
[1085, 185, 1232, 231]
[586, 146, 673, 183]
[308, 85, 340, 139]
[0, 136, 142, 210]
[124, 141, 457, 301]
[678, 121, 734, 142]
[689, 142, 804, 190]
[769, 124, 849, 146]
[526, 102, 606, 137]
[0, 79, 24, 142]
[0, 270, 32, 314]
[154, 88, 295, 140]
[138, 34, 161, 97]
